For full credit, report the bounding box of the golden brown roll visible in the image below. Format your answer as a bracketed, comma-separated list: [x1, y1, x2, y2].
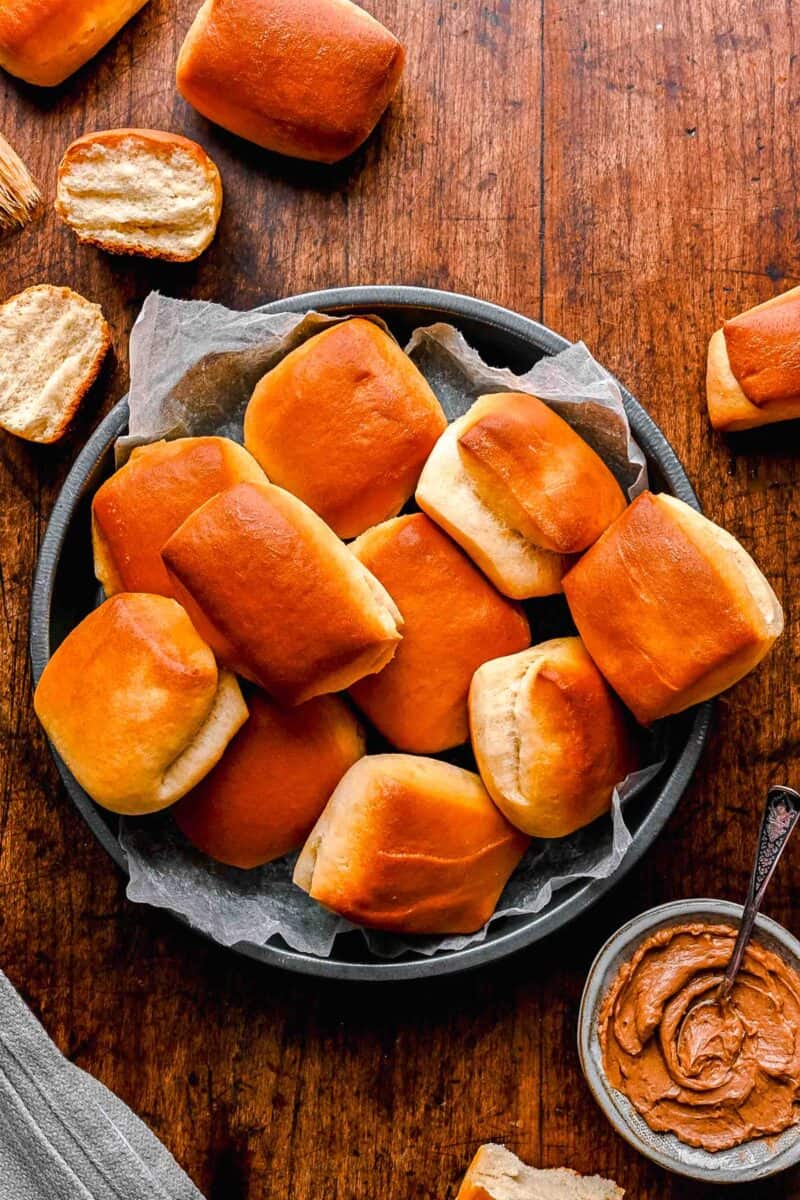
[176, 0, 404, 163]
[161, 480, 403, 705]
[707, 286, 800, 430]
[294, 755, 529, 934]
[456, 1145, 625, 1200]
[92, 436, 266, 598]
[33, 594, 247, 815]
[244, 319, 446, 538]
[174, 691, 365, 869]
[562, 492, 783, 724]
[469, 638, 638, 838]
[0, 0, 149, 86]
[349, 514, 530, 752]
[416, 392, 626, 598]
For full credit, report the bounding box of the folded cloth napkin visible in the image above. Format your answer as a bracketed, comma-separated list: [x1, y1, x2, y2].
[0, 969, 203, 1200]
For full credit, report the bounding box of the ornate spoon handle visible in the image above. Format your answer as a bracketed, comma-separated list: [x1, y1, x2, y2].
[718, 785, 800, 1002]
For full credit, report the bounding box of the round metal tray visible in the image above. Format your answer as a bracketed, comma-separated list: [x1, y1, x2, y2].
[29, 285, 712, 980]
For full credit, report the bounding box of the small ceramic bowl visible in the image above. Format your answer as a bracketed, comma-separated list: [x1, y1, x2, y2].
[578, 898, 800, 1183]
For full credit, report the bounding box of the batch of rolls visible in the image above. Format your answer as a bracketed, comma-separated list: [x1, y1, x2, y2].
[33, 314, 784, 936]
[0, 0, 792, 939]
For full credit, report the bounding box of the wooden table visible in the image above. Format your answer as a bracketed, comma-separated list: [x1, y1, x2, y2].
[1, 1, 798, 1196]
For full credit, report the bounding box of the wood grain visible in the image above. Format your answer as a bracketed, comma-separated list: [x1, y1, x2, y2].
[1, 1, 799, 1197]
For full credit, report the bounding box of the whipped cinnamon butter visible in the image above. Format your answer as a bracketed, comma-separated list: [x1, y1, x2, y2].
[598, 922, 800, 1151]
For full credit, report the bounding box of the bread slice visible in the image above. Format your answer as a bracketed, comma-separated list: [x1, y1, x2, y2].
[55, 129, 222, 262]
[456, 1145, 624, 1200]
[0, 285, 110, 444]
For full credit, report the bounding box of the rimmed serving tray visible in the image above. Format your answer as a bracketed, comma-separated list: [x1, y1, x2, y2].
[29, 285, 712, 980]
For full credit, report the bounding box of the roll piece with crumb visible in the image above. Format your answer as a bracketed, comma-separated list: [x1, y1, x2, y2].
[0, 284, 110, 443]
[34, 594, 248, 815]
[563, 492, 783, 724]
[707, 285, 800, 430]
[456, 1144, 624, 1200]
[55, 129, 222, 262]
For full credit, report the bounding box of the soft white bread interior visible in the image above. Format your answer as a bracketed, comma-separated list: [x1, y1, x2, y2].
[456, 1144, 624, 1200]
[55, 129, 222, 263]
[416, 412, 566, 599]
[469, 638, 638, 838]
[0, 284, 110, 443]
[33, 593, 248, 815]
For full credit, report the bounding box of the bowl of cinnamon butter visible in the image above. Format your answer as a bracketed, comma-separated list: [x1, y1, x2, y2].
[579, 899, 800, 1182]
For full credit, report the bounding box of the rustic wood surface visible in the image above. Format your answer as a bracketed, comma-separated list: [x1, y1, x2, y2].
[1, 1, 798, 1196]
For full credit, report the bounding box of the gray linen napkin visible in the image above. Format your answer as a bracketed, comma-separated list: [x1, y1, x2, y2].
[0, 970, 203, 1200]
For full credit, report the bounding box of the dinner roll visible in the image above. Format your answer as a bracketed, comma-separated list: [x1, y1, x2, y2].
[416, 392, 626, 598]
[161, 481, 403, 704]
[174, 692, 365, 869]
[176, 0, 404, 163]
[469, 638, 638, 838]
[33, 594, 247, 815]
[294, 756, 529, 934]
[456, 1144, 625, 1200]
[55, 130, 223, 262]
[562, 492, 783, 724]
[349, 514, 530, 752]
[92, 436, 266, 597]
[0, 285, 110, 444]
[707, 286, 800, 430]
[0, 0, 149, 87]
[244, 320, 446, 538]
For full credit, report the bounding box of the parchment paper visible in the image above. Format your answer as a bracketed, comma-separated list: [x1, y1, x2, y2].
[115, 292, 662, 960]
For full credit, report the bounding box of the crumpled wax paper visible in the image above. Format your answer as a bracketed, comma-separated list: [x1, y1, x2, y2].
[115, 292, 663, 960]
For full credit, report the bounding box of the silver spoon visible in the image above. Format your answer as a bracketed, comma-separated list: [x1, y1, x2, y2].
[717, 784, 800, 1002]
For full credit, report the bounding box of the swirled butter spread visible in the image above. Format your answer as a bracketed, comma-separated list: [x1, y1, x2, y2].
[598, 922, 800, 1151]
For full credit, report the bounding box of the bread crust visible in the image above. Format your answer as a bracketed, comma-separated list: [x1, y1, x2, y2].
[416, 413, 568, 599]
[293, 755, 529, 934]
[244, 319, 446, 537]
[707, 314, 800, 431]
[161, 480, 403, 705]
[469, 638, 638, 838]
[33, 594, 248, 815]
[55, 128, 223, 262]
[456, 392, 627, 553]
[349, 514, 530, 752]
[91, 436, 266, 598]
[176, 0, 405, 163]
[723, 285, 800, 406]
[174, 692, 365, 868]
[562, 492, 783, 724]
[0, 0, 149, 86]
[0, 284, 111, 444]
